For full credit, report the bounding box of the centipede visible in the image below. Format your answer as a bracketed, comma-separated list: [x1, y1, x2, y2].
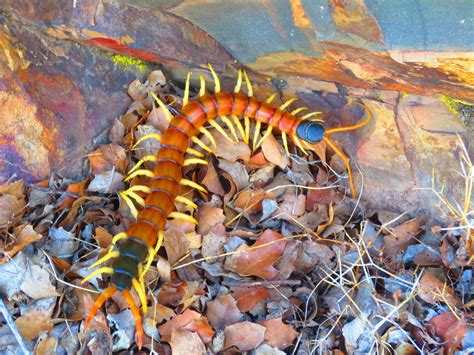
[81, 65, 372, 349]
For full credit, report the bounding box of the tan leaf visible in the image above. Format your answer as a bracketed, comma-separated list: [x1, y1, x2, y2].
[158, 309, 215, 344]
[277, 193, 306, 221]
[0, 180, 26, 228]
[224, 321, 266, 351]
[15, 300, 55, 340]
[213, 131, 251, 162]
[259, 317, 298, 350]
[261, 133, 288, 169]
[384, 218, 424, 262]
[206, 294, 243, 330]
[224, 230, 285, 279]
[170, 329, 206, 355]
[196, 204, 225, 236]
[88, 144, 128, 174]
[20, 265, 59, 299]
[234, 190, 275, 214]
[0, 224, 42, 264]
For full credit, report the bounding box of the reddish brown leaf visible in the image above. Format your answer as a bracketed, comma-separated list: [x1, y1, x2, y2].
[259, 317, 298, 350]
[158, 309, 215, 344]
[57, 179, 89, 209]
[234, 190, 275, 214]
[231, 287, 270, 312]
[224, 230, 285, 279]
[224, 321, 266, 351]
[196, 204, 226, 236]
[201, 160, 225, 195]
[384, 218, 424, 261]
[170, 329, 206, 355]
[418, 273, 461, 308]
[429, 312, 466, 352]
[248, 150, 269, 167]
[206, 294, 243, 330]
[306, 184, 336, 209]
[88, 144, 128, 174]
[94, 226, 113, 249]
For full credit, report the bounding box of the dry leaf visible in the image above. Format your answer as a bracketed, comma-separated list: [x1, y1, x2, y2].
[170, 329, 206, 355]
[15, 298, 55, 340]
[384, 218, 424, 263]
[87, 171, 125, 193]
[163, 227, 190, 265]
[231, 287, 270, 312]
[259, 317, 298, 350]
[94, 226, 113, 249]
[261, 133, 288, 169]
[88, 144, 128, 174]
[201, 160, 225, 195]
[277, 193, 306, 221]
[428, 312, 466, 352]
[224, 321, 266, 351]
[58, 179, 88, 209]
[0, 224, 42, 264]
[295, 239, 335, 273]
[20, 264, 59, 299]
[206, 294, 243, 330]
[234, 190, 275, 214]
[158, 309, 215, 344]
[196, 205, 225, 236]
[213, 131, 251, 162]
[0, 180, 26, 228]
[201, 223, 228, 260]
[418, 273, 461, 308]
[306, 184, 336, 209]
[224, 230, 285, 279]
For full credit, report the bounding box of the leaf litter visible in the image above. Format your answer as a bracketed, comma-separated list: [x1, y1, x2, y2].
[0, 69, 472, 354]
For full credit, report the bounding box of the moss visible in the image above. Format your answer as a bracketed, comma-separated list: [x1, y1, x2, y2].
[439, 94, 473, 123]
[111, 54, 148, 71]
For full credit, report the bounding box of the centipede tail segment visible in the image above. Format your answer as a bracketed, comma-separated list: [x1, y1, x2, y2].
[81, 65, 372, 349]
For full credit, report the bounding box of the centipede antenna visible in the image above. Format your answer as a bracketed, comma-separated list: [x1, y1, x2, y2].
[256, 126, 273, 149]
[84, 285, 117, 329]
[198, 126, 218, 148]
[301, 111, 322, 120]
[199, 75, 206, 97]
[252, 121, 262, 150]
[244, 116, 250, 144]
[293, 135, 309, 156]
[280, 98, 297, 110]
[180, 178, 207, 193]
[120, 192, 139, 219]
[128, 155, 157, 175]
[281, 132, 290, 155]
[141, 231, 164, 281]
[88, 250, 120, 270]
[191, 136, 215, 154]
[122, 190, 146, 207]
[186, 147, 205, 158]
[81, 267, 114, 284]
[150, 93, 173, 122]
[169, 211, 198, 224]
[324, 101, 372, 135]
[112, 232, 128, 245]
[132, 277, 147, 313]
[209, 119, 234, 143]
[232, 114, 246, 142]
[220, 115, 239, 141]
[183, 158, 208, 166]
[234, 69, 243, 93]
[183, 71, 191, 106]
[291, 107, 308, 116]
[122, 289, 144, 350]
[266, 93, 277, 104]
[124, 169, 155, 182]
[175, 195, 198, 210]
[208, 63, 221, 93]
[243, 70, 253, 97]
[323, 136, 356, 198]
[132, 133, 162, 149]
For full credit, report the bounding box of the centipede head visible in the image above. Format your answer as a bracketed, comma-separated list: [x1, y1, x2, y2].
[297, 120, 326, 144]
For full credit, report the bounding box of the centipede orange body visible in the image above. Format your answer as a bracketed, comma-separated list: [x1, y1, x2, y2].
[82, 66, 372, 349]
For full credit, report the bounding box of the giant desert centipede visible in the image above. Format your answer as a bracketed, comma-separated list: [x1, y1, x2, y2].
[81, 65, 372, 348]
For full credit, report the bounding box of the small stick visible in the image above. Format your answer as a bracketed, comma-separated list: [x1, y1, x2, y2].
[0, 297, 30, 355]
[222, 280, 301, 287]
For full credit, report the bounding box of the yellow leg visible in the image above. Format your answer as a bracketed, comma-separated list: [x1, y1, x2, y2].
[186, 147, 205, 158]
[208, 64, 221, 93]
[140, 231, 164, 281]
[281, 132, 290, 155]
[128, 155, 157, 175]
[291, 107, 307, 116]
[120, 192, 139, 219]
[125, 185, 152, 194]
[198, 126, 218, 149]
[266, 93, 277, 104]
[150, 93, 173, 122]
[293, 135, 309, 155]
[124, 169, 154, 182]
[183, 158, 208, 167]
[301, 111, 322, 120]
[234, 69, 243, 93]
[112, 232, 128, 245]
[81, 267, 114, 284]
[191, 136, 215, 154]
[122, 190, 146, 207]
[175, 195, 198, 210]
[256, 126, 273, 149]
[132, 133, 161, 149]
[232, 114, 246, 142]
[209, 119, 233, 143]
[183, 71, 191, 106]
[199, 75, 206, 97]
[220, 115, 239, 141]
[244, 116, 250, 144]
[243, 70, 253, 97]
[323, 136, 356, 198]
[280, 98, 297, 110]
[88, 249, 120, 270]
[180, 178, 207, 193]
[252, 120, 262, 151]
[169, 211, 198, 224]
[132, 277, 148, 313]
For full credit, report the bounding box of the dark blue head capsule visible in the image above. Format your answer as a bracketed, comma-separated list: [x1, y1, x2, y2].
[296, 120, 325, 144]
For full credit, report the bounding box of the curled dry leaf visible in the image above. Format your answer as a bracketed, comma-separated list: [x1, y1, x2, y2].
[94, 226, 113, 249]
[158, 309, 215, 344]
[170, 329, 206, 355]
[201, 160, 225, 195]
[259, 317, 298, 350]
[428, 312, 466, 352]
[0, 224, 42, 264]
[0, 180, 26, 228]
[224, 321, 266, 351]
[206, 294, 243, 330]
[57, 179, 89, 209]
[418, 273, 461, 308]
[224, 229, 285, 280]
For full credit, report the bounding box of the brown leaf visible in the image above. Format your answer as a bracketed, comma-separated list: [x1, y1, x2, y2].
[94, 226, 113, 249]
[428, 312, 466, 352]
[277, 193, 306, 221]
[306, 184, 336, 209]
[146, 304, 176, 324]
[231, 287, 270, 312]
[88, 144, 128, 174]
[213, 131, 251, 162]
[158, 309, 215, 344]
[87, 171, 125, 193]
[15, 299, 55, 340]
[170, 329, 206, 355]
[196, 204, 225, 236]
[206, 294, 243, 330]
[20, 264, 59, 299]
[57, 179, 89, 209]
[418, 273, 461, 308]
[261, 133, 288, 169]
[0, 180, 26, 228]
[201, 223, 228, 260]
[224, 321, 266, 351]
[248, 151, 269, 167]
[259, 317, 298, 350]
[384, 218, 424, 262]
[163, 226, 190, 265]
[201, 159, 225, 195]
[0, 224, 42, 264]
[224, 230, 286, 279]
[234, 190, 275, 214]
[295, 239, 335, 273]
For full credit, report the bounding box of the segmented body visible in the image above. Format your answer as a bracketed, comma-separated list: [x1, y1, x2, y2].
[82, 66, 371, 349]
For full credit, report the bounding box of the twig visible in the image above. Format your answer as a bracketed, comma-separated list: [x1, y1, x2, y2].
[0, 297, 30, 355]
[222, 280, 301, 287]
